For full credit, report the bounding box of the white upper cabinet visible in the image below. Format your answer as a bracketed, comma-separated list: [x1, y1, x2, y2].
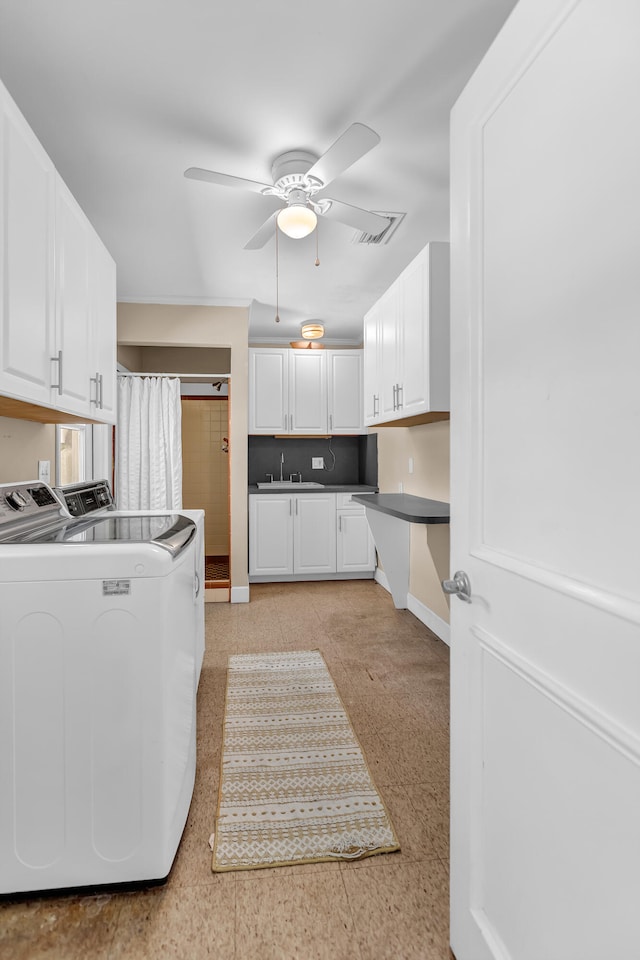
[363, 241, 449, 425]
[249, 347, 364, 435]
[54, 177, 93, 416]
[89, 231, 117, 422]
[0, 79, 116, 424]
[0, 87, 56, 406]
[248, 348, 289, 433]
[289, 350, 327, 434]
[362, 304, 381, 423]
[327, 350, 363, 434]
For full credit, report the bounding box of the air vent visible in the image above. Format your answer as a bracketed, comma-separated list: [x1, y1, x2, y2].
[352, 212, 405, 245]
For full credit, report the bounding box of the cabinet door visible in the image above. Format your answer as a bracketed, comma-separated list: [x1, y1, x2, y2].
[379, 285, 401, 421]
[0, 87, 56, 405]
[289, 350, 327, 434]
[249, 495, 293, 575]
[337, 510, 376, 572]
[363, 305, 381, 425]
[293, 494, 336, 574]
[327, 351, 363, 433]
[400, 242, 450, 417]
[89, 234, 117, 423]
[248, 349, 288, 433]
[54, 177, 92, 416]
[398, 247, 428, 417]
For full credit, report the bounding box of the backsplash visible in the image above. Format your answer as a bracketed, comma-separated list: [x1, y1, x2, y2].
[248, 435, 377, 487]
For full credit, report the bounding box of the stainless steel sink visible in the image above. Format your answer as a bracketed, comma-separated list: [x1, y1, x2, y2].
[256, 481, 325, 489]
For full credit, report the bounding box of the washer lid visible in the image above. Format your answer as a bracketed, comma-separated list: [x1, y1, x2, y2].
[22, 513, 196, 558]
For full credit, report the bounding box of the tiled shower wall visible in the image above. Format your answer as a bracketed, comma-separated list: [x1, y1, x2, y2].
[181, 398, 229, 556]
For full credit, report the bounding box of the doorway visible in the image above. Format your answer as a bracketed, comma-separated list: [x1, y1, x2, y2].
[181, 394, 230, 594]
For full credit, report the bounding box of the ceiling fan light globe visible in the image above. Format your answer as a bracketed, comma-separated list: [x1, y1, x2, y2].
[277, 204, 317, 239]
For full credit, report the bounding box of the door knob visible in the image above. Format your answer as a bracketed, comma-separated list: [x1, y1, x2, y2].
[441, 570, 472, 603]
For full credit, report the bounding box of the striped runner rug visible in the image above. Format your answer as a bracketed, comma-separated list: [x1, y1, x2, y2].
[211, 650, 400, 872]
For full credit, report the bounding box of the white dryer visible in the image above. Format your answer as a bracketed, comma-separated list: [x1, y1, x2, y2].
[0, 480, 205, 894]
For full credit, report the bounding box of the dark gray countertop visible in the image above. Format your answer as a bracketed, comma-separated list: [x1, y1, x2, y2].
[351, 493, 450, 524]
[248, 484, 378, 495]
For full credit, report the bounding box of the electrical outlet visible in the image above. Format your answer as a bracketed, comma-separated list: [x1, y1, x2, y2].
[311, 457, 324, 469]
[38, 460, 51, 483]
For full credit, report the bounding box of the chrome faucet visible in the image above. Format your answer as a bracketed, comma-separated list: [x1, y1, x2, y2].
[279, 451, 285, 482]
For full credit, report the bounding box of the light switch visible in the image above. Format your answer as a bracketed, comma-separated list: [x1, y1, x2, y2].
[38, 460, 51, 483]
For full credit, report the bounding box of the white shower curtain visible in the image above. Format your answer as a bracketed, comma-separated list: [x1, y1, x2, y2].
[116, 376, 183, 510]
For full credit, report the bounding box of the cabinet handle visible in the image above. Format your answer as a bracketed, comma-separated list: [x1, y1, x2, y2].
[338, 515, 342, 532]
[51, 350, 63, 395]
[392, 383, 397, 410]
[373, 395, 379, 416]
[90, 371, 103, 407]
[397, 383, 403, 409]
[295, 498, 298, 515]
[99, 373, 104, 409]
[329, 414, 333, 431]
[289, 499, 293, 515]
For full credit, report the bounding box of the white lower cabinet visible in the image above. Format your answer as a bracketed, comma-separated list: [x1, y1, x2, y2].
[249, 495, 294, 576]
[293, 493, 336, 574]
[337, 512, 376, 572]
[249, 492, 375, 579]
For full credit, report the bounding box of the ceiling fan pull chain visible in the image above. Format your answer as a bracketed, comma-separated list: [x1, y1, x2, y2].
[315, 220, 320, 267]
[274, 219, 280, 323]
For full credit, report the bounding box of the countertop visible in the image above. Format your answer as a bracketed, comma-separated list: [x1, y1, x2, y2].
[351, 493, 450, 524]
[248, 484, 378, 495]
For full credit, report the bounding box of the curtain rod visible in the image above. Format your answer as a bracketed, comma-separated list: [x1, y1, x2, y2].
[117, 372, 230, 379]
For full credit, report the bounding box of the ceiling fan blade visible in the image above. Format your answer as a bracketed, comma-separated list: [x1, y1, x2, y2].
[306, 123, 381, 188]
[244, 210, 282, 249]
[320, 199, 391, 236]
[184, 167, 273, 194]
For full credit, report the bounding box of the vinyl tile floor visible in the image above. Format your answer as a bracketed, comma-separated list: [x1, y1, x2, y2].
[0, 581, 453, 960]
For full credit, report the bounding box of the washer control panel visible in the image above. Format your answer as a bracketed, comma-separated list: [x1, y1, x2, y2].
[0, 481, 64, 537]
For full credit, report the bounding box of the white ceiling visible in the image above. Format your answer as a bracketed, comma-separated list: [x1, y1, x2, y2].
[0, 0, 517, 345]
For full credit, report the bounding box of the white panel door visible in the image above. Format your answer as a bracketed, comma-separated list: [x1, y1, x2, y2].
[248, 349, 288, 433]
[293, 494, 336, 574]
[450, 2, 640, 958]
[249, 495, 293, 576]
[289, 350, 327, 434]
[0, 85, 55, 406]
[327, 350, 363, 434]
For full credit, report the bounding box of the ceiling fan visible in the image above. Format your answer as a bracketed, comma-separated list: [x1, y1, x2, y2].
[184, 122, 392, 249]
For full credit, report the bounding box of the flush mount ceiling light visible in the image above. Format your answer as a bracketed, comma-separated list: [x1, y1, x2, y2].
[300, 322, 324, 340]
[277, 199, 318, 239]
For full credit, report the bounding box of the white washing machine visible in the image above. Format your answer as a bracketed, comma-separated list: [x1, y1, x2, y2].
[0, 480, 205, 895]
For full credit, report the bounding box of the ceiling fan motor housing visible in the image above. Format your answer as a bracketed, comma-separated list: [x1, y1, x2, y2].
[268, 150, 324, 202]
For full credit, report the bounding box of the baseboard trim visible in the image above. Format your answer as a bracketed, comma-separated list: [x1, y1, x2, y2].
[374, 568, 450, 645]
[230, 586, 250, 604]
[407, 593, 450, 646]
[374, 567, 390, 592]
